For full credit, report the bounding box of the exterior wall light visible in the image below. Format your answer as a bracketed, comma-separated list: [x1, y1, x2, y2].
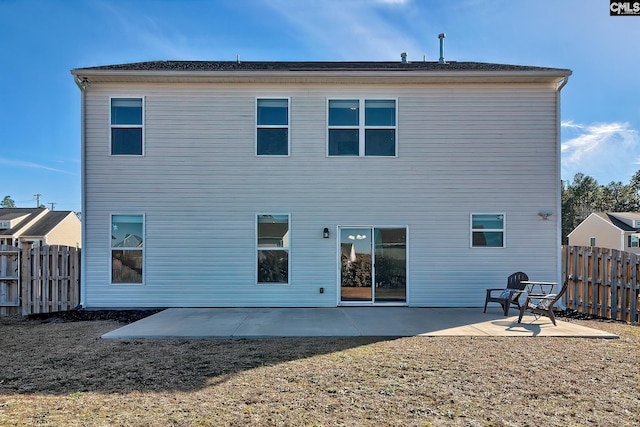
[538, 211, 553, 220]
[323, 228, 330, 238]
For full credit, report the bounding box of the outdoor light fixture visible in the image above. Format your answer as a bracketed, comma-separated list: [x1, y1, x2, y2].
[323, 228, 330, 238]
[538, 211, 553, 220]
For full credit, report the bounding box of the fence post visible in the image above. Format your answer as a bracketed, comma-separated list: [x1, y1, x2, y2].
[72, 247, 80, 308]
[0, 246, 21, 315]
[630, 252, 638, 323]
[610, 250, 619, 321]
[21, 248, 29, 316]
[621, 251, 629, 322]
[570, 246, 580, 310]
[603, 250, 611, 319]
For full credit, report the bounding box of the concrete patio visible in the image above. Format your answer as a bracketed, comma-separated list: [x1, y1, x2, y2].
[101, 307, 618, 339]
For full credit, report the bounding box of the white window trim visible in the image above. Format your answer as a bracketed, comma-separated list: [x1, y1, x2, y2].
[255, 97, 291, 157]
[326, 98, 398, 157]
[110, 213, 145, 285]
[470, 213, 506, 248]
[256, 213, 291, 285]
[109, 96, 145, 156]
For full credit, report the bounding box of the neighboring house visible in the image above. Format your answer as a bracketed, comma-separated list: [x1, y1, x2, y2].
[568, 212, 640, 254]
[0, 208, 81, 248]
[71, 59, 571, 308]
[341, 243, 357, 263]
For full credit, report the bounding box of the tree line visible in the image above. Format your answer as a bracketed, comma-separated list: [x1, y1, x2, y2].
[1, 196, 47, 209]
[1, 195, 16, 208]
[562, 170, 640, 243]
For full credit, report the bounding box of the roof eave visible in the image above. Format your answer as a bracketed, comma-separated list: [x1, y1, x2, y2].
[70, 69, 571, 85]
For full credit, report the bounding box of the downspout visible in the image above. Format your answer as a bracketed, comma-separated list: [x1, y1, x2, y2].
[555, 76, 569, 308]
[74, 76, 89, 308]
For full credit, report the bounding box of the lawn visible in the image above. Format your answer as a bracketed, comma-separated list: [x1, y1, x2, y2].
[0, 315, 638, 426]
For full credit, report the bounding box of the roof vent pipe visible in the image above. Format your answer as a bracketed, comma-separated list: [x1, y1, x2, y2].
[438, 33, 446, 64]
[400, 52, 407, 63]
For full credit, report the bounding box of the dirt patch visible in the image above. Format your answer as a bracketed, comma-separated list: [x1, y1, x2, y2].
[555, 308, 625, 322]
[0, 315, 637, 426]
[26, 307, 620, 325]
[27, 309, 162, 324]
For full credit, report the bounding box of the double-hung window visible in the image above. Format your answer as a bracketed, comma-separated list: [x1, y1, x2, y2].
[111, 98, 143, 155]
[328, 99, 396, 156]
[111, 214, 144, 284]
[257, 214, 290, 284]
[471, 214, 505, 248]
[257, 98, 289, 156]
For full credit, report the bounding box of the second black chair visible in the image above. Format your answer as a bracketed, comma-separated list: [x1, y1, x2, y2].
[483, 272, 529, 316]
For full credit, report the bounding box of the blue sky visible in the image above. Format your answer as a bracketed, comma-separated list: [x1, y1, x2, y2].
[1, 0, 638, 212]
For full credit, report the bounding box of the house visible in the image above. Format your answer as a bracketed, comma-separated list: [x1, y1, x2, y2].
[71, 59, 571, 308]
[0, 208, 81, 248]
[568, 212, 640, 254]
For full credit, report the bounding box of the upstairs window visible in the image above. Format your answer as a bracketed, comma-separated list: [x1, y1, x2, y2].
[257, 99, 289, 156]
[328, 100, 359, 156]
[328, 99, 396, 156]
[471, 214, 505, 248]
[111, 98, 143, 155]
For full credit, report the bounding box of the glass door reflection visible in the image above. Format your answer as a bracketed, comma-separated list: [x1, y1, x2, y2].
[373, 228, 406, 303]
[340, 228, 372, 302]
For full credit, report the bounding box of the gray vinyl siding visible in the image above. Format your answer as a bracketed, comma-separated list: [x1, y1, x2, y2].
[83, 82, 560, 307]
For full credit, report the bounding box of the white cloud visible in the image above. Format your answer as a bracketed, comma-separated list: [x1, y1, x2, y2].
[375, 0, 411, 5]
[96, 1, 207, 60]
[264, 0, 423, 60]
[0, 157, 75, 175]
[561, 121, 640, 183]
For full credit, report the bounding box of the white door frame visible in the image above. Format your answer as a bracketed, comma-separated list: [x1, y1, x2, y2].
[336, 225, 409, 306]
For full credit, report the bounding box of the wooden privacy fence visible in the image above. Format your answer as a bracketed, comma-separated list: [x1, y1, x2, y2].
[3, 243, 638, 320]
[563, 246, 639, 323]
[0, 245, 80, 316]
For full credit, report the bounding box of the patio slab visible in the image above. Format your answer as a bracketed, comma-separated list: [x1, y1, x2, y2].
[101, 307, 618, 339]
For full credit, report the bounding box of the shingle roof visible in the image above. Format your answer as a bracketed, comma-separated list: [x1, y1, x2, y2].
[74, 60, 570, 74]
[21, 211, 75, 237]
[594, 212, 639, 232]
[0, 212, 30, 221]
[0, 208, 46, 236]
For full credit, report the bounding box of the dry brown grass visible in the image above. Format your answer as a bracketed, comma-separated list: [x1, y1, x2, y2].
[0, 315, 638, 427]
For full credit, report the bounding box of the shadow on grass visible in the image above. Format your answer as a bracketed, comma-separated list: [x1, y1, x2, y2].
[0, 314, 391, 395]
[1, 307, 620, 396]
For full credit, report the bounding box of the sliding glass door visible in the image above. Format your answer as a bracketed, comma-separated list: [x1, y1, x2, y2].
[373, 228, 407, 303]
[339, 227, 406, 304]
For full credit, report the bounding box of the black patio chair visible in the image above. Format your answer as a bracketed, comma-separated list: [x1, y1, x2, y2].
[518, 279, 569, 326]
[483, 272, 529, 316]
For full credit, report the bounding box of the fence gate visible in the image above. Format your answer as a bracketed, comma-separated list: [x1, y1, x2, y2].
[21, 245, 81, 315]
